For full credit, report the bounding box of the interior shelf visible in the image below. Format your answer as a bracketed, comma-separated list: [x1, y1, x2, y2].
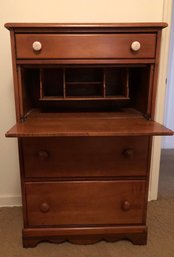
[40, 96, 130, 101]
[66, 82, 102, 85]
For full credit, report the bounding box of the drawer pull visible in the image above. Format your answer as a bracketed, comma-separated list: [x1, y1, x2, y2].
[38, 150, 49, 160]
[121, 200, 131, 211]
[40, 202, 50, 213]
[32, 41, 42, 51]
[131, 41, 141, 51]
[122, 148, 134, 158]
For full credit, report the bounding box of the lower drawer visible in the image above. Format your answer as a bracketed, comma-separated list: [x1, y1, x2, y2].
[25, 180, 146, 226]
[22, 137, 149, 178]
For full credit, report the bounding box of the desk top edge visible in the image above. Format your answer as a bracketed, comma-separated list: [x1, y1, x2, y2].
[4, 22, 168, 30]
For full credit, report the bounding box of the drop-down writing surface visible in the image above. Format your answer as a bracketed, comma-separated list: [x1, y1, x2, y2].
[5, 112, 173, 137]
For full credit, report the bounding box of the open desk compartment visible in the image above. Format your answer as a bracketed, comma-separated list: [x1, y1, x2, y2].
[19, 65, 152, 117]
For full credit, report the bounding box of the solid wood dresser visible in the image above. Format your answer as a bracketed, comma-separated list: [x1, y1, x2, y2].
[5, 23, 173, 247]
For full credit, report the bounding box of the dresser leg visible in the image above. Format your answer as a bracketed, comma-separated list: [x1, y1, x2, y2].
[23, 238, 39, 248]
[126, 232, 147, 245]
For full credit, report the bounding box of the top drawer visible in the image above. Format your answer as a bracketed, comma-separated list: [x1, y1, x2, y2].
[15, 33, 156, 59]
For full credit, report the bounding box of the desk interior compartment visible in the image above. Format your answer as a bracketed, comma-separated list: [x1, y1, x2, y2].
[19, 65, 152, 117]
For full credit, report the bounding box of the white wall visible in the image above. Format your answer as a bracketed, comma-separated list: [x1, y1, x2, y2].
[163, 0, 174, 149]
[0, 0, 170, 206]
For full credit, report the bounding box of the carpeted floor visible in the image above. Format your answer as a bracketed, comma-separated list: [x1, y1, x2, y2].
[0, 150, 174, 257]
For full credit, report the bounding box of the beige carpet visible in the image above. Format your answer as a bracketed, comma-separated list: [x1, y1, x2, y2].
[0, 150, 174, 257]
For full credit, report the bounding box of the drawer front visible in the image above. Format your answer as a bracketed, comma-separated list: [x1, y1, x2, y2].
[25, 180, 146, 226]
[16, 33, 156, 59]
[22, 137, 149, 178]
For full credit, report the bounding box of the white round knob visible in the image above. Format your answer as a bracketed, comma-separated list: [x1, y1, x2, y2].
[32, 41, 42, 51]
[131, 41, 141, 51]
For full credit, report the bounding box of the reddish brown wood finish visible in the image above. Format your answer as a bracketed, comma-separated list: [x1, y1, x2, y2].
[5, 23, 173, 248]
[21, 136, 149, 178]
[22, 225, 147, 247]
[16, 59, 156, 65]
[4, 22, 167, 36]
[25, 180, 146, 226]
[16, 34, 156, 59]
[6, 112, 173, 137]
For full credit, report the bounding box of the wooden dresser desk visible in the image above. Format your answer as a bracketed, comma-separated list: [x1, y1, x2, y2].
[5, 23, 173, 247]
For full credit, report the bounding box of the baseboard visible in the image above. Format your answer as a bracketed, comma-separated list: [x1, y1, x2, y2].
[0, 195, 22, 207]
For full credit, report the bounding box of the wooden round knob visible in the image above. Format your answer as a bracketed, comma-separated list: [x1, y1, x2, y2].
[40, 202, 50, 213]
[122, 148, 134, 158]
[121, 200, 131, 211]
[131, 41, 141, 51]
[38, 150, 49, 160]
[32, 41, 42, 51]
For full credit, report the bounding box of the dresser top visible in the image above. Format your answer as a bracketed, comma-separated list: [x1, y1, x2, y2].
[5, 22, 167, 32]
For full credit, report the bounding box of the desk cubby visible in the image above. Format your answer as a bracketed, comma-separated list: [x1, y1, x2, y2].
[21, 65, 152, 116]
